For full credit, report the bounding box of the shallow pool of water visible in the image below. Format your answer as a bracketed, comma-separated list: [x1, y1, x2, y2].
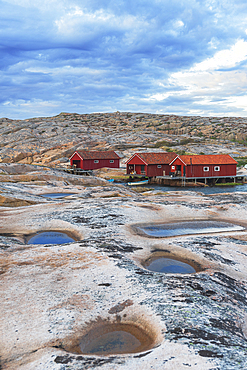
[138, 220, 244, 238]
[27, 231, 76, 244]
[40, 193, 75, 199]
[73, 323, 155, 356]
[144, 257, 196, 274]
[80, 330, 141, 355]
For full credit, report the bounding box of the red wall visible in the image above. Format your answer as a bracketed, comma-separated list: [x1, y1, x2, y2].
[185, 164, 236, 178]
[146, 164, 171, 177]
[127, 155, 146, 174]
[70, 153, 82, 168]
[171, 157, 236, 178]
[127, 163, 171, 177]
[127, 156, 146, 165]
[127, 163, 147, 175]
[82, 159, 119, 170]
[171, 158, 185, 176]
[70, 153, 119, 170]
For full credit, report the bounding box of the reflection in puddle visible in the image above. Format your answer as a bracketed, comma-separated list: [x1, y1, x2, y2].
[138, 221, 244, 238]
[144, 257, 196, 274]
[27, 231, 76, 245]
[40, 193, 75, 199]
[80, 330, 141, 355]
[72, 323, 155, 356]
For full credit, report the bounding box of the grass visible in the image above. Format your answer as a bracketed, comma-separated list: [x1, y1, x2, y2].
[235, 156, 247, 167]
[155, 191, 169, 195]
[152, 140, 176, 148]
[175, 150, 188, 155]
[101, 192, 122, 198]
[131, 186, 154, 193]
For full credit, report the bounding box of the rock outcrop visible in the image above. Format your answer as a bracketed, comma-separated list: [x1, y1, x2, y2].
[1, 112, 247, 167]
[0, 164, 247, 369]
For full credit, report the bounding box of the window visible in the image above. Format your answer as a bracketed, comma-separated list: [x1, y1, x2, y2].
[157, 165, 162, 168]
[94, 160, 99, 163]
[110, 160, 114, 163]
[203, 167, 209, 172]
[171, 166, 175, 170]
[140, 165, 145, 174]
[214, 166, 220, 171]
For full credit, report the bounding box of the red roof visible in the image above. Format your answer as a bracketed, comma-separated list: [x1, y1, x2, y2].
[127, 152, 177, 165]
[73, 150, 120, 160]
[176, 154, 237, 165]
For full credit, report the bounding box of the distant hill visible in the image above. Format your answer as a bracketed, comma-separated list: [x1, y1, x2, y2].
[1, 112, 247, 167]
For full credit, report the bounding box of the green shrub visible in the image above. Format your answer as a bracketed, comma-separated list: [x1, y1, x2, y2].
[235, 157, 247, 167]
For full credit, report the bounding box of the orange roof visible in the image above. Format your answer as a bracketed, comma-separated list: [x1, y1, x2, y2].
[127, 152, 177, 165]
[177, 154, 237, 165]
[73, 150, 120, 160]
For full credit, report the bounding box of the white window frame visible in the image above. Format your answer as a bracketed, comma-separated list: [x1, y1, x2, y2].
[203, 167, 209, 172]
[171, 165, 175, 170]
[109, 160, 114, 163]
[94, 160, 99, 163]
[157, 165, 162, 168]
[214, 166, 220, 171]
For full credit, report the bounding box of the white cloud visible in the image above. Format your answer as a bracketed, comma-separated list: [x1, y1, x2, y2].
[55, 7, 112, 33]
[54, 6, 141, 37]
[174, 20, 184, 28]
[145, 38, 247, 116]
[223, 95, 247, 112]
[192, 39, 247, 71]
[167, 40, 247, 100]
[148, 92, 170, 101]
[1, 0, 247, 118]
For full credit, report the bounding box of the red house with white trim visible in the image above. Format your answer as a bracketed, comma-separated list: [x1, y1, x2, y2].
[170, 154, 237, 178]
[126, 152, 177, 177]
[69, 150, 120, 170]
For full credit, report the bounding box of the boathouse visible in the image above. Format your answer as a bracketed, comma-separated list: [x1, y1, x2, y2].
[170, 154, 237, 179]
[69, 150, 120, 170]
[126, 152, 177, 177]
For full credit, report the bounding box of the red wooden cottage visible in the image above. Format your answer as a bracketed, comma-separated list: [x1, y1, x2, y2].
[170, 154, 237, 178]
[126, 152, 177, 177]
[69, 150, 120, 170]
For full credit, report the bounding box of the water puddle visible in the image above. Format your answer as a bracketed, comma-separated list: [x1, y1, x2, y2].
[68, 323, 155, 356]
[40, 193, 75, 199]
[27, 231, 76, 245]
[144, 256, 197, 274]
[137, 220, 244, 238]
[80, 330, 141, 355]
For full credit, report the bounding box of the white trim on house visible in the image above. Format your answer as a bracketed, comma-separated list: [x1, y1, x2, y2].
[125, 153, 148, 165]
[169, 156, 184, 165]
[69, 151, 84, 161]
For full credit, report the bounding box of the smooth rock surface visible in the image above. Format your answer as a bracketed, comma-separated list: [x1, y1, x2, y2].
[0, 164, 247, 369]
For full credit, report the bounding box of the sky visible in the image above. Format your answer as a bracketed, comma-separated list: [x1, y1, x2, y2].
[1, 0, 247, 119]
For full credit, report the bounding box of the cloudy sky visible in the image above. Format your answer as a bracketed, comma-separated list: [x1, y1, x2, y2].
[1, 0, 247, 119]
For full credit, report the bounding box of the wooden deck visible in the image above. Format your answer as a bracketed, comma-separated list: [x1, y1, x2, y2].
[155, 174, 246, 186]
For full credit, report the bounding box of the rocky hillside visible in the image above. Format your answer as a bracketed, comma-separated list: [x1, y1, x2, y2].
[1, 112, 247, 167]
